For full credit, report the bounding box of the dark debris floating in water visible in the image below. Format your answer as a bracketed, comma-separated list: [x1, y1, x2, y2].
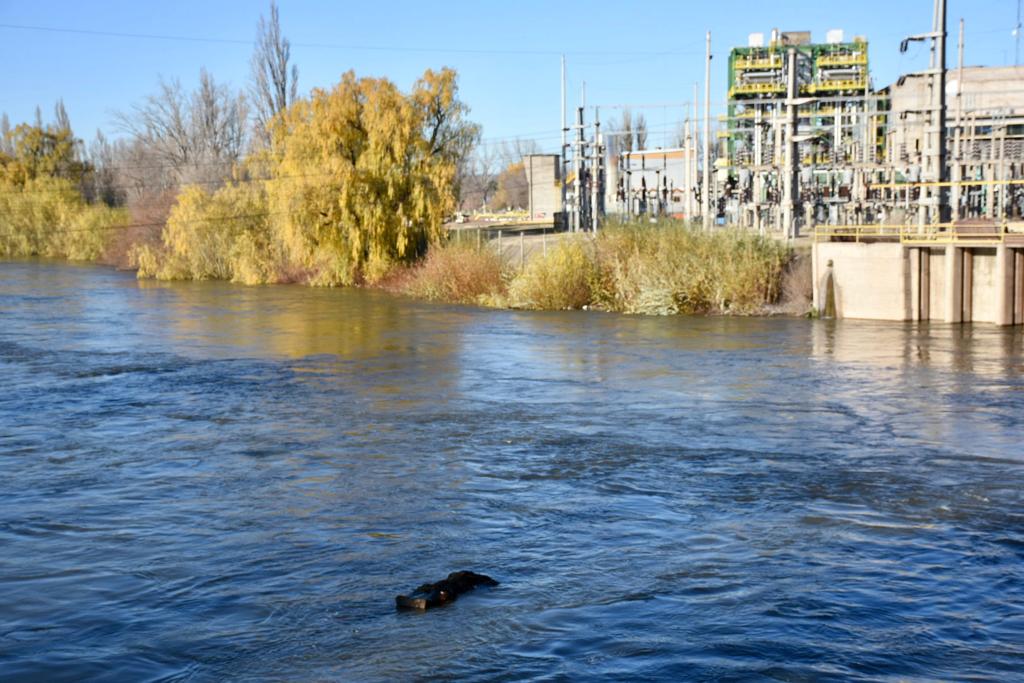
[395, 571, 499, 610]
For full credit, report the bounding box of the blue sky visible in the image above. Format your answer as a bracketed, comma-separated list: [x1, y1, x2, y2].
[0, 0, 1018, 152]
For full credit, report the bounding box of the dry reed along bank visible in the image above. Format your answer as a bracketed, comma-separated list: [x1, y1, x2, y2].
[399, 221, 796, 316]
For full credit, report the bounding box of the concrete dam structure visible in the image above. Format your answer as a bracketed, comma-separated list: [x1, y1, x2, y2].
[813, 236, 1024, 325]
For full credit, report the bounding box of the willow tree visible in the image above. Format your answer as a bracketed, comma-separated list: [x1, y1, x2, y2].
[268, 68, 478, 285]
[0, 116, 125, 260]
[0, 121, 85, 187]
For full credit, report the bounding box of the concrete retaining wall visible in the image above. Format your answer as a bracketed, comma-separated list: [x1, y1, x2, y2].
[813, 242, 910, 321]
[812, 241, 1020, 324]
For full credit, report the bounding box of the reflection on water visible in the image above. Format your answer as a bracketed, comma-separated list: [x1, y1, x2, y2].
[1, 259, 1023, 681]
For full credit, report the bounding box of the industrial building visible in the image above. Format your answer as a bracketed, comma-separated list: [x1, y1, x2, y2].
[541, 2, 1024, 324]
[881, 65, 1024, 222]
[594, 26, 1024, 235]
[719, 28, 885, 233]
[612, 148, 696, 219]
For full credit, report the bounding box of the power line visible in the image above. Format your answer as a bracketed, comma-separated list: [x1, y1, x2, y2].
[0, 210, 279, 238]
[0, 118, 699, 197]
[0, 22, 699, 58]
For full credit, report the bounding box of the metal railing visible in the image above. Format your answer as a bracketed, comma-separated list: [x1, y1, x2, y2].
[807, 78, 869, 93]
[817, 54, 868, 67]
[813, 223, 1013, 244]
[733, 55, 783, 70]
[812, 225, 907, 242]
[729, 82, 786, 97]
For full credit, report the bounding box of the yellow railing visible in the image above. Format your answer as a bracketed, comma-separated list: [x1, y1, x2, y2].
[469, 210, 530, 222]
[734, 55, 783, 70]
[901, 228, 1007, 245]
[817, 54, 868, 67]
[808, 78, 868, 93]
[812, 225, 906, 242]
[729, 82, 786, 97]
[870, 178, 1024, 190]
[813, 223, 1012, 244]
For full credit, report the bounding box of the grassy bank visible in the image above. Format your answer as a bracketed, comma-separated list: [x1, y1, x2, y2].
[398, 221, 795, 316]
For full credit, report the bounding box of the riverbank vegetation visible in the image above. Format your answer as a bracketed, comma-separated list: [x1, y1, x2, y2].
[2, 3, 476, 288]
[399, 222, 791, 315]
[1, 2, 795, 318]
[0, 114, 128, 260]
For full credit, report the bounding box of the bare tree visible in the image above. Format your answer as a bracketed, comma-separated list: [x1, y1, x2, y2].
[673, 120, 687, 148]
[635, 113, 648, 150]
[193, 69, 248, 165]
[54, 99, 72, 134]
[116, 70, 248, 186]
[117, 78, 192, 170]
[620, 109, 634, 154]
[497, 138, 540, 167]
[83, 130, 124, 206]
[458, 142, 500, 211]
[0, 113, 12, 156]
[250, 1, 298, 146]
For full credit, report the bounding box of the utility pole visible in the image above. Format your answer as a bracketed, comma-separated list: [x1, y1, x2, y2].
[1017, 0, 1022, 66]
[683, 116, 692, 221]
[561, 55, 567, 229]
[937, 0, 948, 223]
[592, 107, 601, 233]
[702, 31, 712, 231]
[783, 48, 799, 240]
[692, 83, 699, 226]
[902, 0, 948, 225]
[953, 18, 964, 218]
[574, 106, 585, 232]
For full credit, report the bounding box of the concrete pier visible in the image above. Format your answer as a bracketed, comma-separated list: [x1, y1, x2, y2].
[996, 245, 1013, 326]
[944, 245, 962, 324]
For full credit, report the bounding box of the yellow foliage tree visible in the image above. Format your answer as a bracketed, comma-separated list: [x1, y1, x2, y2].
[0, 177, 125, 260]
[136, 67, 477, 286]
[0, 122, 86, 187]
[490, 161, 527, 210]
[134, 181, 274, 284]
[0, 119, 125, 260]
[268, 68, 478, 285]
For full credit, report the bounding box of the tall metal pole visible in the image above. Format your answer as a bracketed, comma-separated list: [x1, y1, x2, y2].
[592, 107, 601, 233]
[937, 0, 948, 222]
[561, 55, 567, 225]
[574, 106, 585, 233]
[1017, 0, 1022, 66]
[953, 18, 964, 218]
[702, 31, 712, 231]
[693, 83, 699, 225]
[783, 48, 799, 240]
[683, 117, 692, 221]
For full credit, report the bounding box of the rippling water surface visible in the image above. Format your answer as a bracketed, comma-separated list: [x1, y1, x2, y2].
[2, 260, 1023, 681]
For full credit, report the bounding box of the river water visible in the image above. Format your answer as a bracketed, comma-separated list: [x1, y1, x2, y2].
[1, 259, 1023, 681]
